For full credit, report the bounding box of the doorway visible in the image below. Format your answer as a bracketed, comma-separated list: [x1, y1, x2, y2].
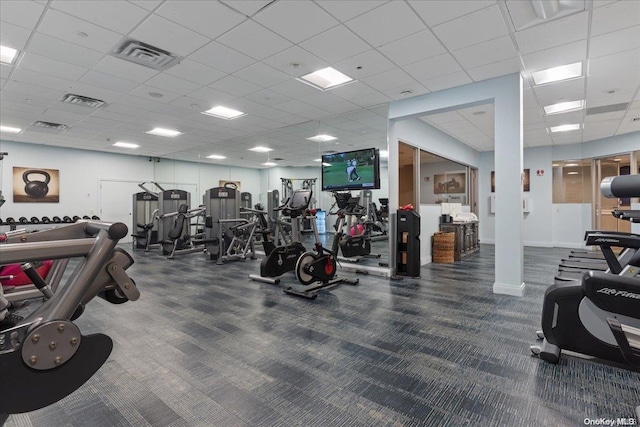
[398, 141, 417, 207]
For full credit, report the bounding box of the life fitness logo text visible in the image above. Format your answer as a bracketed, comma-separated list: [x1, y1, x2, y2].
[597, 288, 640, 300]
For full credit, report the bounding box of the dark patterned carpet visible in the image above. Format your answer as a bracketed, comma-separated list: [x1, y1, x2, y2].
[4, 244, 639, 426]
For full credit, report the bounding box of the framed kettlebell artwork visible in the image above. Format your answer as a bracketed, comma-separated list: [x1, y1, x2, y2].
[12, 167, 60, 203]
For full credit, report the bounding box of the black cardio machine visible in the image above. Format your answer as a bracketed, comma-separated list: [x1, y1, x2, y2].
[333, 195, 381, 263]
[531, 175, 640, 367]
[249, 190, 311, 285]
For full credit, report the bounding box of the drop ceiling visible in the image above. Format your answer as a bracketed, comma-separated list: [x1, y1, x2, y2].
[0, 0, 638, 168]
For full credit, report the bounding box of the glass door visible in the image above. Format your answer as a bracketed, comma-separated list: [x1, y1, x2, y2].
[398, 141, 417, 207]
[594, 154, 632, 233]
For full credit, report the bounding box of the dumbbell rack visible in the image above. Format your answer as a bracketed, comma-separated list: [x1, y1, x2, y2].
[0, 216, 99, 231]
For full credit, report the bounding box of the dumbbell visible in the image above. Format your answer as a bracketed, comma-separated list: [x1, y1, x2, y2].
[30, 216, 40, 224]
[41, 216, 51, 224]
[6, 217, 15, 224]
[82, 215, 90, 220]
[91, 215, 100, 220]
[62, 216, 72, 223]
[19, 217, 29, 224]
[52, 216, 62, 223]
[72, 216, 80, 222]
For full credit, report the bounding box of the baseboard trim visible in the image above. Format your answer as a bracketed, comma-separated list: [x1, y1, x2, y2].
[493, 282, 525, 297]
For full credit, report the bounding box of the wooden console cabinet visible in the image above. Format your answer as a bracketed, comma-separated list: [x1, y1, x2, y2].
[438, 221, 479, 261]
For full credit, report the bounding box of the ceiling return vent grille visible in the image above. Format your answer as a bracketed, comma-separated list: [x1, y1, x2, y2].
[586, 102, 630, 115]
[33, 121, 69, 130]
[60, 93, 106, 109]
[111, 38, 181, 71]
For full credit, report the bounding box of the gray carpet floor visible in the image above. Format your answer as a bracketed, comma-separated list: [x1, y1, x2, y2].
[4, 244, 640, 426]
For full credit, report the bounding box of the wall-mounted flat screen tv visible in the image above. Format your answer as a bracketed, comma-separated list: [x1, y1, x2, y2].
[321, 148, 380, 191]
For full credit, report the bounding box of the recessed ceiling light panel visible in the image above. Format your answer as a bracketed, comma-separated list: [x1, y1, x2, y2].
[202, 106, 246, 120]
[146, 127, 182, 137]
[249, 146, 273, 153]
[113, 142, 139, 149]
[297, 67, 354, 91]
[306, 134, 337, 142]
[262, 162, 277, 166]
[0, 45, 18, 64]
[206, 154, 226, 160]
[550, 124, 581, 133]
[532, 62, 582, 85]
[543, 100, 584, 115]
[0, 125, 22, 133]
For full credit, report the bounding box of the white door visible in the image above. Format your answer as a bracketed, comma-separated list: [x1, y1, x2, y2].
[99, 180, 141, 243]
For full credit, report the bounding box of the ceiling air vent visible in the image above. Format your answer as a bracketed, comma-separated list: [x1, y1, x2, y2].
[632, 117, 640, 122]
[272, 157, 284, 161]
[111, 38, 181, 71]
[60, 93, 106, 109]
[33, 121, 69, 130]
[586, 102, 630, 116]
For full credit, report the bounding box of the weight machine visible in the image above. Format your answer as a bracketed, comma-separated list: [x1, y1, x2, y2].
[131, 181, 161, 250]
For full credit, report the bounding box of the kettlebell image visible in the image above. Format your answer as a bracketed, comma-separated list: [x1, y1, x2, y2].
[23, 170, 50, 198]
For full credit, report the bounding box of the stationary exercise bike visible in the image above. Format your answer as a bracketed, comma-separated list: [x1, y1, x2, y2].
[288, 208, 359, 300]
[249, 190, 311, 284]
[530, 174, 640, 367]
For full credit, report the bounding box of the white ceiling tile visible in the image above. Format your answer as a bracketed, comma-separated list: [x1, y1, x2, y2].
[544, 110, 584, 127]
[409, 0, 496, 27]
[514, 11, 588, 55]
[65, 82, 124, 104]
[145, 73, 201, 96]
[50, 1, 148, 35]
[591, 0, 640, 36]
[316, 1, 386, 22]
[534, 77, 585, 105]
[224, 97, 272, 114]
[0, 1, 45, 30]
[233, 62, 290, 87]
[584, 110, 626, 123]
[19, 53, 88, 80]
[361, 68, 417, 92]
[92, 55, 159, 83]
[220, 0, 273, 17]
[217, 20, 293, 61]
[590, 26, 640, 58]
[255, 1, 339, 44]
[0, 63, 12, 80]
[0, 21, 33, 51]
[423, 72, 473, 92]
[190, 41, 256, 74]
[252, 107, 295, 121]
[299, 25, 370, 63]
[350, 92, 392, 108]
[150, 104, 197, 119]
[467, 57, 522, 82]
[334, 49, 397, 79]
[129, 85, 183, 104]
[79, 70, 141, 93]
[37, 10, 124, 53]
[27, 33, 105, 69]
[589, 48, 640, 78]
[243, 89, 292, 107]
[11, 68, 75, 92]
[3, 80, 62, 100]
[297, 92, 345, 108]
[262, 46, 328, 78]
[269, 79, 321, 99]
[128, 0, 162, 11]
[432, 5, 508, 51]
[404, 53, 463, 81]
[377, 30, 446, 67]
[208, 75, 262, 97]
[452, 35, 517, 69]
[345, 2, 425, 47]
[91, 110, 135, 123]
[185, 86, 236, 105]
[587, 92, 636, 108]
[155, 1, 246, 39]
[328, 81, 378, 99]
[164, 59, 226, 86]
[273, 99, 314, 114]
[0, 102, 47, 116]
[129, 14, 211, 57]
[522, 40, 587, 72]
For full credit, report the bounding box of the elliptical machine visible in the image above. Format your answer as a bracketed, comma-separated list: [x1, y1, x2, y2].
[334, 196, 381, 263]
[249, 189, 311, 284]
[531, 174, 640, 367]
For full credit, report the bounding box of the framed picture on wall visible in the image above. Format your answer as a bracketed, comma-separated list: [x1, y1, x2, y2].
[13, 167, 60, 203]
[219, 180, 241, 190]
[433, 173, 466, 194]
[491, 169, 530, 192]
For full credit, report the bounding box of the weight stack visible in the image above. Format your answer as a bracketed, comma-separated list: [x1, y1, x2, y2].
[432, 232, 455, 263]
[396, 210, 420, 277]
